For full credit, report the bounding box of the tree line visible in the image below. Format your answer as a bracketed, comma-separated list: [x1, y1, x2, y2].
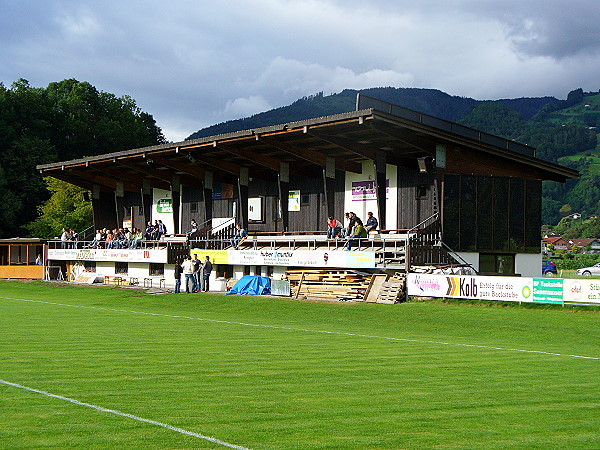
[0, 78, 165, 238]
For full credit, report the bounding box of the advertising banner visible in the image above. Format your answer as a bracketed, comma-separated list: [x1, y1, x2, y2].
[191, 249, 230, 266]
[351, 179, 389, 202]
[562, 279, 600, 304]
[532, 278, 563, 303]
[229, 249, 376, 269]
[288, 190, 300, 211]
[407, 274, 533, 302]
[48, 248, 168, 263]
[408, 274, 600, 305]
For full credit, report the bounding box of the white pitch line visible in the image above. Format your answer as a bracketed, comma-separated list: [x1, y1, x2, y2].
[2, 296, 599, 361]
[0, 379, 250, 450]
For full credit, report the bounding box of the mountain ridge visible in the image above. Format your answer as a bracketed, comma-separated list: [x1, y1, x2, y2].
[187, 87, 559, 140]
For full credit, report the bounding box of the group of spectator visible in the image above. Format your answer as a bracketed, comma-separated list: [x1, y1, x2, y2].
[326, 211, 378, 250]
[144, 220, 168, 241]
[173, 254, 213, 294]
[85, 220, 170, 249]
[60, 228, 79, 249]
[89, 227, 144, 249]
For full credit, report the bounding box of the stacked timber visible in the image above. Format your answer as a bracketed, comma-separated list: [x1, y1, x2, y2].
[286, 270, 406, 303]
[287, 270, 371, 301]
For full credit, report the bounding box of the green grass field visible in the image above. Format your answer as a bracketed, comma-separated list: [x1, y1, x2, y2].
[1, 281, 599, 448]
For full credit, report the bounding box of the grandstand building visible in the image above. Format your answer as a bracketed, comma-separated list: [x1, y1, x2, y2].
[36, 95, 578, 293]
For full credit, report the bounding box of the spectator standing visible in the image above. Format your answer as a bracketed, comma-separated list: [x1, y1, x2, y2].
[69, 229, 78, 249]
[157, 220, 167, 239]
[192, 254, 201, 292]
[181, 256, 195, 293]
[173, 260, 183, 294]
[60, 228, 69, 249]
[202, 256, 212, 292]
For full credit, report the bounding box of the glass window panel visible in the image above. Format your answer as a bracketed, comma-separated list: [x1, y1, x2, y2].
[443, 175, 461, 250]
[493, 178, 509, 251]
[479, 254, 496, 273]
[525, 180, 542, 253]
[476, 177, 494, 251]
[509, 178, 525, 252]
[460, 176, 477, 251]
[496, 254, 515, 274]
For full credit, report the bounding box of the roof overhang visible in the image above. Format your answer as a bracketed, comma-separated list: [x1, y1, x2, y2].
[37, 108, 579, 190]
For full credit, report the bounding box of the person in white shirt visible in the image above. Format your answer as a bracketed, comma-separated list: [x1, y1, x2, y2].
[181, 256, 195, 293]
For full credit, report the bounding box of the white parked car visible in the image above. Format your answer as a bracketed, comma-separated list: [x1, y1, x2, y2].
[576, 263, 600, 276]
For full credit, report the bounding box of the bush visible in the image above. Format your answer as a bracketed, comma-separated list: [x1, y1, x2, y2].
[553, 255, 600, 270]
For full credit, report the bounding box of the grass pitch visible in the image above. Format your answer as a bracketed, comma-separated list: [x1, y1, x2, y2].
[1, 280, 599, 448]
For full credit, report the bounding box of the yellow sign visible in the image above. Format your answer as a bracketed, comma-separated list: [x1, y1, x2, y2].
[190, 249, 229, 265]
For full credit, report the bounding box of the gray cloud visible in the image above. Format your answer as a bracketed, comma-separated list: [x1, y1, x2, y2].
[1, 0, 599, 141]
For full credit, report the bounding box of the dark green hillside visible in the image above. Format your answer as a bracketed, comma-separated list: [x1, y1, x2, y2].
[187, 87, 558, 139]
[458, 90, 599, 226]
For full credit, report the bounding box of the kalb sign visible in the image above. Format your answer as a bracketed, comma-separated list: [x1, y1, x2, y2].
[408, 274, 532, 302]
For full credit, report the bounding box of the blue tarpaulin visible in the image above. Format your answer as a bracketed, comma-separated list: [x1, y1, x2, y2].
[226, 276, 271, 295]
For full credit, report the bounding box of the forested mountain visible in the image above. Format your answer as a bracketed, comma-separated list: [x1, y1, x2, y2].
[188, 87, 599, 226]
[188, 87, 558, 139]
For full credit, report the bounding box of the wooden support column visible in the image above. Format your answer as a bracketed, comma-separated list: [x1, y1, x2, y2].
[115, 181, 125, 228]
[92, 184, 101, 229]
[323, 156, 336, 221]
[203, 171, 213, 224]
[141, 178, 152, 227]
[171, 175, 181, 234]
[277, 162, 290, 232]
[374, 150, 387, 230]
[237, 167, 249, 229]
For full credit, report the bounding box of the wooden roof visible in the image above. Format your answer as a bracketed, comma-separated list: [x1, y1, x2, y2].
[37, 106, 579, 192]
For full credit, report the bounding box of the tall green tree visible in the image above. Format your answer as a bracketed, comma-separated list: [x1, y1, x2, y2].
[0, 78, 164, 238]
[26, 178, 93, 239]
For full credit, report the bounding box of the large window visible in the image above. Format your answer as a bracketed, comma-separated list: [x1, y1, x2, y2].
[443, 175, 541, 254]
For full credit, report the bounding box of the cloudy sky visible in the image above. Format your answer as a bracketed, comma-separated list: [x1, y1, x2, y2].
[1, 0, 599, 142]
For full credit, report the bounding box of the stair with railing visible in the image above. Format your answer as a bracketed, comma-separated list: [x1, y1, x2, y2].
[406, 213, 476, 273]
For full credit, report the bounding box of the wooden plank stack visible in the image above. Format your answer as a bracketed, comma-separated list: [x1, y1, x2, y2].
[286, 270, 406, 303]
[287, 269, 371, 301]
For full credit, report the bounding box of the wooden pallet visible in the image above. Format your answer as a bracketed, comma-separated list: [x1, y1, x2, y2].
[376, 277, 406, 304]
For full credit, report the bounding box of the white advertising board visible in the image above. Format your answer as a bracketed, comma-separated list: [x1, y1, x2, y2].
[407, 274, 534, 302]
[408, 274, 600, 305]
[562, 278, 600, 304]
[48, 248, 168, 263]
[228, 249, 376, 269]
